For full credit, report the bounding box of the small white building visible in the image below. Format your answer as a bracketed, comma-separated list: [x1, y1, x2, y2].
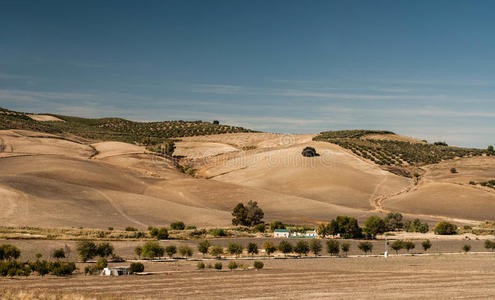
[273, 229, 290, 238]
[305, 230, 318, 238]
[101, 266, 131, 276]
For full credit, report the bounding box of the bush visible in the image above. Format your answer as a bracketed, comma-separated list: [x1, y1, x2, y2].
[141, 241, 165, 259]
[0, 244, 21, 261]
[253, 261, 264, 270]
[179, 245, 193, 258]
[0, 260, 31, 277]
[209, 246, 224, 258]
[135, 246, 142, 258]
[357, 242, 373, 254]
[326, 240, 340, 256]
[422, 240, 432, 252]
[263, 241, 277, 256]
[197, 262, 205, 269]
[341, 243, 350, 256]
[269, 221, 286, 232]
[384, 212, 403, 231]
[462, 244, 471, 253]
[156, 228, 169, 240]
[302, 146, 319, 157]
[434, 221, 457, 235]
[125, 226, 138, 232]
[247, 243, 259, 256]
[294, 240, 310, 257]
[52, 248, 66, 259]
[363, 216, 386, 239]
[309, 239, 322, 256]
[95, 257, 108, 270]
[450, 167, 457, 174]
[50, 261, 76, 276]
[278, 241, 293, 256]
[76, 241, 97, 262]
[214, 262, 222, 270]
[165, 245, 177, 258]
[96, 242, 114, 257]
[405, 219, 429, 233]
[197, 240, 211, 256]
[227, 242, 243, 257]
[254, 223, 266, 233]
[390, 240, 403, 255]
[31, 259, 50, 276]
[130, 262, 145, 273]
[228, 261, 238, 270]
[484, 240, 495, 251]
[403, 241, 415, 253]
[170, 221, 185, 231]
[209, 228, 227, 237]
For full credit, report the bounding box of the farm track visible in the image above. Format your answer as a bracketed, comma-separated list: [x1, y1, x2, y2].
[3, 269, 495, 299]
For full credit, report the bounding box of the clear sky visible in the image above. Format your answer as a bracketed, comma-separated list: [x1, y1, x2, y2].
[1, 0, 494, 147]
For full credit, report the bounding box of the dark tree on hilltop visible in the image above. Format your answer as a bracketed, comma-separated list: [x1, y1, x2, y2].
[302, 146, 319, 157]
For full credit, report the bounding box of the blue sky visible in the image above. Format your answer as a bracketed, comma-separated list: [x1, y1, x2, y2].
[1, 0, 494, 148]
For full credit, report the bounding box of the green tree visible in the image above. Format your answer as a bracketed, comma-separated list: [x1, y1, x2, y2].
[422, 240, 432, 252]
[390, 240, 403, 255]
[434, 221, 457, 235]
[326, 240, 340, 256]
[484, 240, 495, 252]
[341, 243, 350, 256]
[209, 246, 224, 258]
[197, 240, 211, 256]
[214, 262, 222, 270]
[278, 241, 293, 256]
[165, 245, 177, 258]
[294, 240, 310, 257]
[130, 262, 144, 273]
[309, 239, 322, 256]
[96, 242, 114, 258]
[384, 212, 403, 231]
[488, 145, 494, 154]
[247, 243, 259, 256]
[227, 242, 243, 257]
[316, 223, 329, 237]
[462, 244, 471, 253]
[232, 203, 247, 226]
[403, 241, 415, 253]
[170, 221, 185, 230]
[178, 245, 193, 258]
[141, 241, 165, 259]
[270, 221, 286, 232]
[357, 242, 373, 254]
[76, 241, 97, 262]
[363, 216, 386, 239]
[328, 216, 362, 239]
[254, 224, 266, 233]
[156, 228, 169, 240]
[0, 245, 20, 261]
[135, 246, 142, 258]
[253, 261, 264, 270]
[52, 248, 65, 259]
[263, 241, 277, 257]
[228, 261, 238, 271]
[232, 201, 265, 227]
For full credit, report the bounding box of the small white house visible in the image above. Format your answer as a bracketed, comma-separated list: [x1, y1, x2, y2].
[273, 229, 290, 238]
[101, 266, 131, 276]
[305, 230, 318, 238]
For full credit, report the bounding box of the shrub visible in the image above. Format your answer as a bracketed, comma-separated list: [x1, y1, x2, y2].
[214, 262, 222, 270]
[357, 242, 373, 254]
[302, 146, 319, 157]
[263, 241, 277, 256]
[462, 244, 471, 253]
[209, 228, 227, 237]
[278, 241, 293, 256]
[96, 242, 114, 257]
[170, 221, 185, 231]
[130, 262, 144, 273]
[49, 261, 76, 276]
[135, 246, 142, 258]
[52, 248, 66, 259]
[309, 239, 322, 256]
[141, 241, 165, 259]
[403, 241, 415, 253]
[125, 226, 138, 232]
[422, 240, 432, 252]
[0, 245, 21, 261]
[450, 167, 457, 174]
[390, 240, 403, 255]
[247, 243, 259, 256]
[384, 212, 403, 231]
[434, 221, 457, 235]
[270, 221, 286, 232]
[484, 240, 495, 251]
[228, 261, 238, 270]
[294, 240, 310, 257]
[165, 245, 177, 258]
[0, 260, 31, 277]
[31, 259, 50, 276]
[253, 261, 264, 270]
[209, 246, 224, 258]
[179, 245, 193, 258]
[227, 242, 243, 257]
[76, 241, 97, 262]
[341, 243, 350, 256]
[95, 258, 108, 270]
[405, 219, 429, 233]
[363, 216, 386, 239]
[197, 240, 211, 256]
[326, 240, 340, 256]
[254, 223, 266, 233]
[156, 228, 169, 240]
[197, 262, 205, 269]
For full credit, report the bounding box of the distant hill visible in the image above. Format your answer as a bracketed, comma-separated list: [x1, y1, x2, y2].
[0, 106, 257, 144]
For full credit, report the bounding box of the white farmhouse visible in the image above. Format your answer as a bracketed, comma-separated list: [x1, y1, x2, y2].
[101, 266, 131, 276]
[273, 229, 290, 238]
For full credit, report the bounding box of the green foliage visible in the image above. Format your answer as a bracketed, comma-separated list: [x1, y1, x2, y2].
[403, 241, 415, 253]
[301, 146, 319, 157]
[0, 244, 21, 260]
[141, 241, 165, 259]
[49, 261, 76, 276]
[125, 226, 138, 231]
[170, 221, 186, 231]
[316, 130, 395, 139]
[270, 221, 286, 232]
[316, 223, 329, 237]
[357, 242, 373, 254]
[214, 262, 222, 270]
[326, 240, 340, 256]
[247, 243, 259, 256]
[434, 221, 458, 235]
[76, 241, 97, 262]
[384, 212, 404, 231]
[227, 242, 243, 257]
[95, 258, 108, 270]
[422, 240, 432, 252]
[450, 167, 457, 174]
[197, 262, 206, 269]
[363, 216, 386, 239]
[405, 219, 429, 233]
[156, 228, 169, 240]
[341, 243, 350, 256]
[328, 216, 362, 239]
[209, 228, 228, 237]
[130, 262, 145, 273]
[309, 239, 322, 256]
[294, 240, 310, 256]
[278, 241, 293, 256]
[462, 244, 471, 253]
[0, 260, 31, 277]
[484, 240, 495, 251]
[96, 242, 114, 257]
[488, 145, 494, 154]
[165, 245, 177, 258]
[197, 240, 211, 255]
[178, 245, 193, 258]
[390, 240, 403, 255]
[253, 261, 264, 270]
[231, 201, 264, 227]
[31, 259, 50, 276]
[254, 223, 266, 233]
[209, 246, 224, 258]
[263, 241, 277, 256]
[135, 246, 142, 258]
[52, 248, 66, 259]
[228, 261, 238, 270]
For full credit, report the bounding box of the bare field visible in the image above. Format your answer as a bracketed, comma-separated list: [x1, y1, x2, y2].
[2, 254, 495, 299]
